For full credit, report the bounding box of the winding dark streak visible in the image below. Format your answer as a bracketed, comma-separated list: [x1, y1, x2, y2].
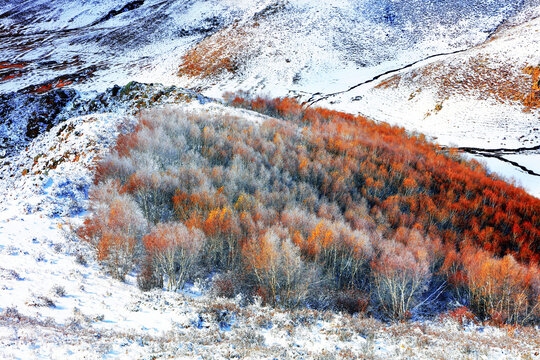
[457, 144, 540, 153]
[440, 145, 540, 177]
[467, 151, 540, 177]
[303, 47, 470, 107]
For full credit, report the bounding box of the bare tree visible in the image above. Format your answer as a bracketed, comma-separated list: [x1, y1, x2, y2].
[143, 222, 204, 290]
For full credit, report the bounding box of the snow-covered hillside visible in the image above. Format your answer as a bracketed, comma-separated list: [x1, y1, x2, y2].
[176, 0, 529, 97]
[3, 0, 537, 197]
[1, 95, 538, 358]
[0, 0, 532, 96]
[1, 1, 540, 357]
[0, 0, 273, 93]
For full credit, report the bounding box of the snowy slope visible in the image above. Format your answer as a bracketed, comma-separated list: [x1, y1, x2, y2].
[319, 12, 540, 149]
[1, 98, 538, 358]
[0, 0, 274, 93]
[177, 0, 527, 98]
[0, 0, 532, 96]
[1, 1, 539, 357]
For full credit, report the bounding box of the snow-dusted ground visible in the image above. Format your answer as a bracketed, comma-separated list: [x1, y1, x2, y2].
[179, 0, 524, 99]
[319, 14, 540, 149]
[0, 101, 538, 359]
[0, 0, 275, 94]
[1, 1, 539, 356]
[0, 0, 530, 97]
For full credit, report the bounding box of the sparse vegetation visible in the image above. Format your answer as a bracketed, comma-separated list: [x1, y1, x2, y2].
[178, 24, 250, 79]
[51, 285, 66, 297]
[402, 57, 540, 112]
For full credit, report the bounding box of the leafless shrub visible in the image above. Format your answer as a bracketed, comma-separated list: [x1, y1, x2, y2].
[27, 294, 56, 308]
[2, 306, 20, 320]
[371, 234, 434, 320]
[51, 285, 66, 297]
[143, 222, 204, 291]
[75, 252, 87, 266]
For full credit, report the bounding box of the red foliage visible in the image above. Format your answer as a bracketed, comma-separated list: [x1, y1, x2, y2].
[229, 95, 540, 265]
[85, 97, 539, 321]
[440, 306, 477, 325]
[78, 181, 147, 280]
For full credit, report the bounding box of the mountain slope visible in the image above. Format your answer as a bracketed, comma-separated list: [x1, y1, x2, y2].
[1, 0, 533, 96]
[321, 12, 540, 149]
[1, 91, 539, 358]
[1, 1, 540, 358]
[177, 0, 529, 98]
[315, 12, 540, 197]
[0, 0, 274, 93]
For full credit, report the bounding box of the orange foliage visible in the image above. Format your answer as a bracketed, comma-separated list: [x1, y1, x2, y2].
[523, 65, 540, 110]
[86, 97, 539, 321]
[203, 207, 239, 238]
[375, 74, 401, 89]
[307, 221, 336, 255]
[409, 58, 540, 112]
[178, 24, 250, 79]
[229, 95, 540, 265]
[173, 190, 218, 222]
[242, 233, 277, 273]
[0, 62, 26, 69]
[449, 247, 540, 324]
[440, 306, 477, 325]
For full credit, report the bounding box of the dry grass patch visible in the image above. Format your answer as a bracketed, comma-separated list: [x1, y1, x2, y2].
[178, 23, 255, 80]
[375, 74, 401, 89]
[404, 56, 540, 112]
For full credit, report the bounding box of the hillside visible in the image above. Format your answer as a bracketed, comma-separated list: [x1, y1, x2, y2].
[1, 1, 539, 358]
[1, 1, 539, 196]
[79, 93, 539, 321]
[1, 88, 539, 358]
[316, 12, 540, 197]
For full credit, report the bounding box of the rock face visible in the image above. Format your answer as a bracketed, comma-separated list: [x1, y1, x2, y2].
[0, 81, 213, 154]
[0, 88, 79, 152]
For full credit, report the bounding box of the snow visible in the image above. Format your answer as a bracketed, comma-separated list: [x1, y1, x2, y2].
[186, 0, 520, 100]
[315, 12, 540, 145]
[0, 0, 528, 97]
[503, 153, 540, 174]
[0, 2, 539, 356]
